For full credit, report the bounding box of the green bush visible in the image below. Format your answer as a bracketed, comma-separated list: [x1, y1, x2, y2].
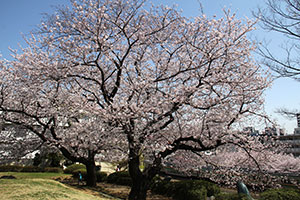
[171, 180, 208, 200]
[151, 179, 171, 195]
[21, 165, 44, 172]
[64, 164, 85, 174]
[259, 188, 300, 200]
[96, 172, 107, 182]
[150, 179, 173, 196]
[44, 167, 63, 173]
[193, 180, 220, 197]
[107, 171, 132, 186]
[106, 171, 130, 182]
[0, 165, 23, 172]
[46, 152, 64, 167]
[150, 179, 220, 200]
[33, 152, 64, 167]
[215, 193, 248, 200]
[184, 188, 207, 200]
[148, 175, 163, 190]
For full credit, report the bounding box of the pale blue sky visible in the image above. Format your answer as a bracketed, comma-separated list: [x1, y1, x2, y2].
[0, 0, 299, 134]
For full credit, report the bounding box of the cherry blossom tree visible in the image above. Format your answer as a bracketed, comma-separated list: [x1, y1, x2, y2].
[1, 0, 292, 199]
[167, 140, 300, 191]
[0, 57, 124, 186]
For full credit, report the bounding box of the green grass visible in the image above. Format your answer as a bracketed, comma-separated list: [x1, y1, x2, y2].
[0, 172, 109, 200]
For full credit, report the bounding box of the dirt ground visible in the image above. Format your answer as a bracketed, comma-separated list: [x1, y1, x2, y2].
[59, 177, 171, 200]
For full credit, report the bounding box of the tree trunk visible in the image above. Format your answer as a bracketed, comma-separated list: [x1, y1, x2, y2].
[84, 150, 97, 187]
[85, 161, 97, 187]
[126, 132, 162, 200]
[128, 148, 155, 200]
[58, 146, 97, 187]
[128, 177, 150, 200]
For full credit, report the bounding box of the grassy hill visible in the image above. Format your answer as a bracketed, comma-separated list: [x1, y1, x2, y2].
[0, 172, 110, 200]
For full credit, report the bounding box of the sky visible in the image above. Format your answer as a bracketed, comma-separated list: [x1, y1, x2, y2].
[0, 0, 299, 134]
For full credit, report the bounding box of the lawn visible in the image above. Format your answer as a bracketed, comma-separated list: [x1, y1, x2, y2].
[0, 172, 111, 200]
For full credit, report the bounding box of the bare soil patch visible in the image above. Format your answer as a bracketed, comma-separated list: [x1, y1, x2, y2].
[60, 177, 171, 200]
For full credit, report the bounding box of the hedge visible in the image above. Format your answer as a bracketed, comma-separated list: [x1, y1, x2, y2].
[20, 165, 44, 172]
[215, 193, 249, 200]
[107, 171, 132, 186]
[0, 165, 64, 173]
[63, 164, 85, 174]
[0, 165, 24, 172]
[0, 165, 44, 172]
[150, 179, 220, 200]
[97, 172, 108, 182]
[259, 188, 300, 200]
[44, 167, 63, 173]
[171, 181, 207, 200]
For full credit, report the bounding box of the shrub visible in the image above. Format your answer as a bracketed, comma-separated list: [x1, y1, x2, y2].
[149, 175, 162, 185]
[184, 188, 207, 200]
[193, 180, 220, 197]
[44, 167, 63, 173]
[0, 165, 63, 173]
[96, 172, 107, 182]
[150, 179, 167, 194]
[259, 188, 300, 200]
[21, 165, 44, 172]
[107, 171, 132, 186]
[150, 179, 174, 196]
[33, 153, 42, 166]
[63, 164, 85, 174]
[215, 193, 248, 200]
[0, 165, 23, 172]
[171, 180, 208, 200]
[107, 171, 130, 182]
[46, 152, 64, 167]
[151, 179, 220, 200]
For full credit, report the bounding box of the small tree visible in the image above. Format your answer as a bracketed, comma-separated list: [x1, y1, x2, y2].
[32, 146, 65, 167]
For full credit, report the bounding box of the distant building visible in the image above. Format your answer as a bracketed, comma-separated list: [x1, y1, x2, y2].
[279, 128, 285, 136]
[294, 114, 300, 135]
[279, 113, 300, 156]
[294, 128, 300, 135]
[243, 127, 259, 136]
[279, 135, 300, 156]
[264, 127, 278, 136]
